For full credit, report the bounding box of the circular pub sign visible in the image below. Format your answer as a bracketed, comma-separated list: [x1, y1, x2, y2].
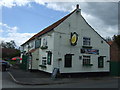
[70, 32, 78, 46]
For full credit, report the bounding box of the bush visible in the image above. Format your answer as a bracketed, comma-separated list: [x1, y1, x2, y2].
[114, 35, 120, 48]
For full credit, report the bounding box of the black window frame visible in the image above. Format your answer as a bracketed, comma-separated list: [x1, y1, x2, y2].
[47, 51, 52, 65]
[64, 54, 73, 68]
[98, 56, 104, 68]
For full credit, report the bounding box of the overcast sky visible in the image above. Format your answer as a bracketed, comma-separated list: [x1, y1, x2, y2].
[0, 0, 119, 46]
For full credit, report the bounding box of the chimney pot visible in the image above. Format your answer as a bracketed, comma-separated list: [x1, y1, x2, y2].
[76, 4, 79, 9]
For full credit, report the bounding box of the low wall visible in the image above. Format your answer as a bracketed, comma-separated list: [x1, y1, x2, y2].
[110, 61, 120, 76]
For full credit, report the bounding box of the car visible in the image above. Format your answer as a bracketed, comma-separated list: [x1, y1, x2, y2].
[0, 60, 11, 71]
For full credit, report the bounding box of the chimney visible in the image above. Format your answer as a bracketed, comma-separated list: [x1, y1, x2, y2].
[76, 4, 81, 14]
[76, 4, 79, 9]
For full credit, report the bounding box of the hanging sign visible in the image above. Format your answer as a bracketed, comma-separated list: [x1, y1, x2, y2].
[70, 32, 78, 46]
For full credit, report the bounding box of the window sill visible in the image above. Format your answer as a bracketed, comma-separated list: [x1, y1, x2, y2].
[35, 46, 40, 49]
[107, 60, 110, 62]
[39, 65, 47, 68]
[82, 46, 92, 48]
[47, 63, 51, 65]
[83, 64, 93, 66]
[98, 67, 104, 68]
[64, 67, 72, 68]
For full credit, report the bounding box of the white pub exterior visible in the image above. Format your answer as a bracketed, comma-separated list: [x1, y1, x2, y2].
[21, 5, 110, 74]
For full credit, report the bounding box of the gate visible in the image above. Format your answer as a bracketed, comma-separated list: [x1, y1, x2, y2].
[20, 55, 28, 70]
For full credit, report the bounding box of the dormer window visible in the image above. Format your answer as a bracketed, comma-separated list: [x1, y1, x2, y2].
[83, 37, 91, 46]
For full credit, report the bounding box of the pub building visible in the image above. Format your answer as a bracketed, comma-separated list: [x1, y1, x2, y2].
[20, 5, 110, 74]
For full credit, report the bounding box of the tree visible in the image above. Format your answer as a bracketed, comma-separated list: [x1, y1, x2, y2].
[105, 37, 112, 42]
[1, 41, 6, 48]
[10, 40, 17, 48]
[0, 40, 20, 59]
[113, 35, 120, 48]
[2, 48, 20, 59]
[0, 40, 17, 49]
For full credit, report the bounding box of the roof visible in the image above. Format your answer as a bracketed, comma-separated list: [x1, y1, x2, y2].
[28, 49, 37, 53]
[107, 41, 113, 45]
[21, 9, 77, 46]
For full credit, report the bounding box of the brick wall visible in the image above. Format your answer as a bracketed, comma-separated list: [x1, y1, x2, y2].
[110, 42, 120, 62]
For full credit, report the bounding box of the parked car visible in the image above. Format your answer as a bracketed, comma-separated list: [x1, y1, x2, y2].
[0, 60, 11, 71]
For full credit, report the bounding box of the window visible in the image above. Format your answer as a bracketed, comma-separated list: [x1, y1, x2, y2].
[83, 37, 91, 46]
[31, 42, 34, 48]
[42, 38, 47, 47]
[35, 39, 41, 49]
[98, 56, 104, 68]
[83, 56, 91, 66]
[42, 57, 46, 66]
[47, 51, 52, 65]
[42, 60, 46, 65]
[64, 54, 73, 67]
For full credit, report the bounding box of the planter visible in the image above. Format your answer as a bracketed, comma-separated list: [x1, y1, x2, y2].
[40, 46, 48, 50]
[39, 65, 47, 68]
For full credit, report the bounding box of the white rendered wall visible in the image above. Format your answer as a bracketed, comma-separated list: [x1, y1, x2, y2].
[53, 10, 110, 73]
[31, 49, 39, 70]
[38, 32, 54, 73]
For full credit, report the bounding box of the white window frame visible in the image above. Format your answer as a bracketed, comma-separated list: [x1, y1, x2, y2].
[42, 37, 47, 47]
[83, 37, 91, 46]
[42, 57, 47, 66]
[83, 56, 91, 65]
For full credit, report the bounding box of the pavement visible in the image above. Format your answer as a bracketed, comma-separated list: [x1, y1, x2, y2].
[6, 66, 120, 85]
[7, 67, 82, 85]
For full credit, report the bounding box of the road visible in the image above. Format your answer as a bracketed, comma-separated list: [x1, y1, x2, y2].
[1, 71, 119, 89]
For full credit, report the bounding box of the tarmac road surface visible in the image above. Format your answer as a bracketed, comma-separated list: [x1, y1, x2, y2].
[2, 71, 119, 89]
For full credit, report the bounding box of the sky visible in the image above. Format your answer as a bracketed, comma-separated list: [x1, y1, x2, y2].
[0, 0, 119, 47]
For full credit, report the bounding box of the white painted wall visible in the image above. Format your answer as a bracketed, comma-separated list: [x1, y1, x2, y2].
[53, 10, 110, 73]
[21, 9, 110, 74]
[31, 49, 39, 70]
[38, 31, 54, 73]
[21, 40, 35, 53]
